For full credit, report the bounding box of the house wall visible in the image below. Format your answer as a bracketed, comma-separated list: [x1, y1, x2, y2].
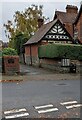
[25, 46, 30, 65]
[65, 23, 73, 37]
[25, 41, 48, 65]
[25, 44, 39, 66]
[75, 12, 82, 43]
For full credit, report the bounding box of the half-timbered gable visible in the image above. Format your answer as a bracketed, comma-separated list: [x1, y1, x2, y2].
[42, 20, 72, 44]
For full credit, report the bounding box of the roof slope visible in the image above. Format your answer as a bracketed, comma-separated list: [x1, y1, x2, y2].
[24, 19, 58, 45]
[54, 11, 77, 23]
[74, 4, 82, 24]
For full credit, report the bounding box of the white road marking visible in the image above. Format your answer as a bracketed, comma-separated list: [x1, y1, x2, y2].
[35, 104, 53, 109]
[5, 113, 29, 119]
[4, 108, 27, 115]
[60, 101, 78, 105]
[38, 108, 58, 114]
[66, 104, 82, 109]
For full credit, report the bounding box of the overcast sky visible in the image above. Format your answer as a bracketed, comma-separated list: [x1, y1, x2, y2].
[0, 0, 81, 42]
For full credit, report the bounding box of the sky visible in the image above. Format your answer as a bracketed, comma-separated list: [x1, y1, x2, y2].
[0, 0, 81, 42]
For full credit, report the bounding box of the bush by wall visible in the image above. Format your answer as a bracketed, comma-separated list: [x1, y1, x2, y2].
[38, 44, 82, 60]
[0, 51, 2, 57]
[2, 48, 17, 56]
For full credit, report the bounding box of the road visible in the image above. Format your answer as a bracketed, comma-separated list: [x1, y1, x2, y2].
[2, 79, 81, 119]
[2, 64, 81, 119]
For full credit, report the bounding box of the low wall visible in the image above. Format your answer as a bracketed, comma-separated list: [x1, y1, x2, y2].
[39, 58, 82, 73]
[3, 56, 20, 75]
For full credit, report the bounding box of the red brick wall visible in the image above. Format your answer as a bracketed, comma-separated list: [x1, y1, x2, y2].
[25, 44, 38, 57]
[75, 13, 82, 43]
[25, 42, 48, 57]
[3, 56, 20, 74]
[65, 23, 73, 37]
[25, 42, 48, 65]
[25, 46, 30, 56]
[31, 44, 38, 57]
[79, 13, 82, 42]
[25, 44, 39, 65]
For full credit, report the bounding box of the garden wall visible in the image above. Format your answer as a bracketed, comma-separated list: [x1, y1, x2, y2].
[3, 56, 20, 74]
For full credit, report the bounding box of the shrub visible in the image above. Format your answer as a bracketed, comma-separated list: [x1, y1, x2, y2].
[2, 47, 17, 56]
[38, 44, 82, 60]
[0, 51, 2, 57]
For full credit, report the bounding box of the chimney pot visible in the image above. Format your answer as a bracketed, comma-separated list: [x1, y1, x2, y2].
[66, 5, 78, 14]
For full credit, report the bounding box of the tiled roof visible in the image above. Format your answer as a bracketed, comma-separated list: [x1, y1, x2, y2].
[54, 11, 77, 23]
[24, 19, 58, 45]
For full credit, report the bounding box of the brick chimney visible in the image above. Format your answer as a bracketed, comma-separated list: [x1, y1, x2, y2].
[38, 18, 44, 28]
[66, 5, 78, 14]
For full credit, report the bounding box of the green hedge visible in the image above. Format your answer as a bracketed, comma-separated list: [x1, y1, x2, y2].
[38, 44, 82, 60]
[0, 51, 2, 57]
[2, 48, 17, 56]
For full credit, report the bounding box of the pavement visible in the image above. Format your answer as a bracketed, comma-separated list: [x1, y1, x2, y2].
[1, 64, 81, 82]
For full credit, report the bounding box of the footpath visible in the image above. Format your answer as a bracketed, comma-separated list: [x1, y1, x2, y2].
[1, 64, 81, 82]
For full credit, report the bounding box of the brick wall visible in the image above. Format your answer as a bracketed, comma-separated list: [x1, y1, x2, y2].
[25, 41, 48, 65]
[25, 44, 39, 65]
[75, 13, 82, 43]
[65, 23, 73, 37]
[3, 56, 20, 74]
[25, 46, 30, 55]
[39, 58, 70, 72]
[39, 58, 81, 73]
[80, 13, 82, 42]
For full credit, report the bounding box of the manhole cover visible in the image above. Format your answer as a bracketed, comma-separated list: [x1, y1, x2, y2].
[57, 83, 67, 86]
[54, 83, 69, 86]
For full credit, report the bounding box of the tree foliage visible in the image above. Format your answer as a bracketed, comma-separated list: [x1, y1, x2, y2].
[4, 4, 48, 54]
[14, 32, 28, 55]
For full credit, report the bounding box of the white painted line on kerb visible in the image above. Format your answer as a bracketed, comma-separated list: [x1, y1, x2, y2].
[5, 113, 29, 119]
[4, 108, 27, 114]
[66, 104, 82, 109]
[35, 104, 53, 109]
[60, 101, 78, 105]
[38, 108, 58, 114]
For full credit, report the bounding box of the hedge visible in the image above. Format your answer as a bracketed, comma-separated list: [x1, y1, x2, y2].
[2, 48, 17, 56]
[0, 51, 2, 57]
[38, 44, 82, 60]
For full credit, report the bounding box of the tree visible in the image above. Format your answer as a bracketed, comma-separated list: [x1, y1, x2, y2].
[4, 4, 48, 53]
[14, 32, 27, 55]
